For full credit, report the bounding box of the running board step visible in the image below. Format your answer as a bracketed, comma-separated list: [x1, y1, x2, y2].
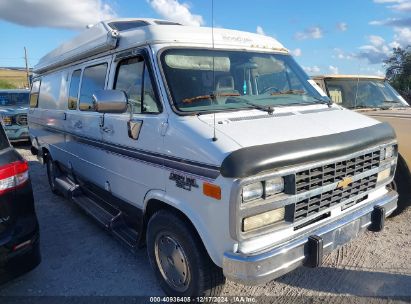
[71, 194, 139, 250]
[55, 176, 80, 198]
[112, 223, 139, 250]
[72, 195, 119, 229]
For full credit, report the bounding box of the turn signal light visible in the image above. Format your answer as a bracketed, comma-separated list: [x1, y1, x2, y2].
[203, 183, 221, 200]
[2, 116, 12, 126]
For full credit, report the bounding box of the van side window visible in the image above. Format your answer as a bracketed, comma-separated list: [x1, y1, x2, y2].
[79, 63, 107, 111]
[30, 80, 41, 108]
[142, 64, 160, 113]
[114, 57, 161, 114]
[68, 70, 81, 110]
[38, 72, 64, 110]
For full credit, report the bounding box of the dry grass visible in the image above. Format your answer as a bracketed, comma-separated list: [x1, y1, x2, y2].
[0, 69, 30, 89]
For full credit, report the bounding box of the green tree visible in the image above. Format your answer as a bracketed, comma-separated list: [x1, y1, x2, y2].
[384, 46, 411, 102]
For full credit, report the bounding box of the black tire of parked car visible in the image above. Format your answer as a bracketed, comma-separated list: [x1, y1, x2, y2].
[146, 210, 226, 297]
[46, 156, 62, 196]
[390, 156, 411, 217]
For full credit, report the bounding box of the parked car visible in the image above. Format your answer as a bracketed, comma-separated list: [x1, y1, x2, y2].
[29, 19, 398, 296]
[0, 122, 40, 284]
[313, 75, 411, 213]
[0, 89, 30, 142]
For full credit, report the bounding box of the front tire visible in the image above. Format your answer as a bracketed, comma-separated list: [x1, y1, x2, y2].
[146, 210, 226, 297]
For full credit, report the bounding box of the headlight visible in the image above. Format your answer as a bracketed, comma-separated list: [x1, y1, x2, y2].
[242, 177, 286, 203]
[242, 182, 263, 203]
[2, 116, 12, 126]
[265, 177, 284, 197]
[242, 207, 285, 232]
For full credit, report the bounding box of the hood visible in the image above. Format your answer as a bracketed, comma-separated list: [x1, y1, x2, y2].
[198, 105, 379, 148]
[196, 105, 396, 178]
[165, 105, 395, 179]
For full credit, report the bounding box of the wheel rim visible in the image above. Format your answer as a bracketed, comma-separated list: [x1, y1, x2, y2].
[154, 233, 190, 292]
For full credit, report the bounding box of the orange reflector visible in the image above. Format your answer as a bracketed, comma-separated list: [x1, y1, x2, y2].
[203, 183, 221, 200]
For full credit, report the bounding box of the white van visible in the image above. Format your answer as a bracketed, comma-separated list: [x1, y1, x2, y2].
[29, 19, 398, 296]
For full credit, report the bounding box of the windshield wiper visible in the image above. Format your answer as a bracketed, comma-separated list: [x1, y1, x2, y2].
[347, 101, 403, 110]
[312, 97, 332, 107]
[245, 102, 275, 115]
[346, 104, 373, 109]
[182, 92, 241, 104]
[270, 89, 306, 96]
[184, 94, 275, 115]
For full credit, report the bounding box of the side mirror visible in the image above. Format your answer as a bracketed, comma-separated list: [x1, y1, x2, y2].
[92, 90, 128, 113]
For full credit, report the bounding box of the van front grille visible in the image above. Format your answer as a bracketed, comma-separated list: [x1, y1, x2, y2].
[16, 114, 28, 126]
[292, 148, 382, 224]
[295, 150, 381, 194]
[294, 174, 378, 222]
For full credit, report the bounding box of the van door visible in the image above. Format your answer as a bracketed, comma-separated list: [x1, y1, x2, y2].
[100, 51, 166, 209]
[64, 58, 110, 183]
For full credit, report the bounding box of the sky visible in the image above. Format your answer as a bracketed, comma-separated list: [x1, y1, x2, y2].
[0, 0, 410, 76]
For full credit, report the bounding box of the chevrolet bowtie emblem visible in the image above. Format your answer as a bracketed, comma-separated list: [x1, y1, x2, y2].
[337, 177, 353, 189]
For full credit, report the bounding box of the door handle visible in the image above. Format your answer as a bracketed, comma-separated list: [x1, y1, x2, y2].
[101, 127, 112, 133]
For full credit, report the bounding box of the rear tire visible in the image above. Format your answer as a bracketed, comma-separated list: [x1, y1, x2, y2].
[146, 210, 226, 297]
[46, 155, 62, 196]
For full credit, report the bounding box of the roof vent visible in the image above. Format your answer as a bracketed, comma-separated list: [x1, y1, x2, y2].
[154, 20, 182, 25]
[108, 20, 149, 31]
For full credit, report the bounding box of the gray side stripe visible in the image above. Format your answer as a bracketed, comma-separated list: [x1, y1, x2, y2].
[31, 122, 221, 179]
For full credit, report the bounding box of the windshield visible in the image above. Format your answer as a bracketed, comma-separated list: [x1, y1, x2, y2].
[0, 92, 29, 107]
[324, 78, 409, 109]
[161, 49, 329, 113]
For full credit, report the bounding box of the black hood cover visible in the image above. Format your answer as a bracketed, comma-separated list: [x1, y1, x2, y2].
[220, 122, 396, 178]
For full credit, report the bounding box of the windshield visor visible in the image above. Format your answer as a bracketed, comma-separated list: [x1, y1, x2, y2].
[160, 49, 329, 113]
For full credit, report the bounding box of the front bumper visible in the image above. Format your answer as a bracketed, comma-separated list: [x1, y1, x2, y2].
[223, 189, 398, 285]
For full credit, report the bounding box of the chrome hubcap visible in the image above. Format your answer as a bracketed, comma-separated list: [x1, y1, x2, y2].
[154, 234, 190, 292]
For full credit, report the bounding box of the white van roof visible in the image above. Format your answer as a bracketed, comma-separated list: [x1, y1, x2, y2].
[34, 18, 288, 74]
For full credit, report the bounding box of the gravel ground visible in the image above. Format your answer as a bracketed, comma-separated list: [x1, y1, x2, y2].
[0, 144, 410, 301]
